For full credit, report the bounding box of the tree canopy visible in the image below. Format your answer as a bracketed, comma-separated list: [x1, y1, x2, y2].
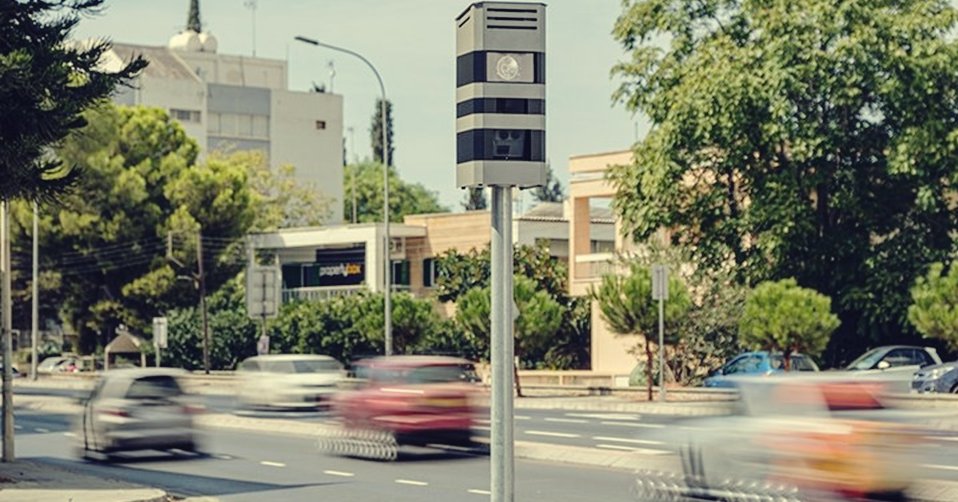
[462, 187, 488, 211]
[739, 278, 840, 369]
[532, 165, 564, 203]
[370, 98, 394, 166]
[909, 262, 958, 349]
[610, 0, 958, 365]
[343, 161, 447, 223]
[0, 0, 147, 200]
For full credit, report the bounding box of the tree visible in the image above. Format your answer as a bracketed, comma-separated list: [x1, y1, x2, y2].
[532, 164, 564, 203]
[591, 261, 691, 400]
[0, 0, 147, 200]
[462, 187, 488, 211]
[242, 151, 333, 230]
[370, 98, 394, 166]
[610, 0, 958, 366]
[455, 275, 564, 386]
[343, 161, 447, 223]
[8, 104, 310, 353]
[739, 279, 840, 370]
[909, 262, 958, 349]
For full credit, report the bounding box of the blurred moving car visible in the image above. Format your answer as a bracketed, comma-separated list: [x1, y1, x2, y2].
[640, 375, 930, 501]
[703, 351, 819, 388]
[912, 360, 958, 393]
[327, 355, 481, 459]
[37, 356, 78, 374]
[236, 354, 344, 410]
[74, 368, 201, 458]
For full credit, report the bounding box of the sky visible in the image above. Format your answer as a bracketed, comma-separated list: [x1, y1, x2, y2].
[73, 0, 645, 210]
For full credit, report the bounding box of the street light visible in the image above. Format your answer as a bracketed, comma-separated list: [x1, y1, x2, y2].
[294, 35, 393, 356]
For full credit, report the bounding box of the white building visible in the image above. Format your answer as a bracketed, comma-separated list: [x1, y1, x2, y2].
[99, 0, 345, 222]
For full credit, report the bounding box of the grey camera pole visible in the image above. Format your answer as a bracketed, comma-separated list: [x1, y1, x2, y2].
[491, 186, 514, 501]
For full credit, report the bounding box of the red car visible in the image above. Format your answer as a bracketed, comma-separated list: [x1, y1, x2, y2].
[326, 356, 482, 460]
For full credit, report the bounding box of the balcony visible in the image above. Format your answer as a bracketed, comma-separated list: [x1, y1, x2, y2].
[570, 253, 616, 296]
[282, 286, 365, 303]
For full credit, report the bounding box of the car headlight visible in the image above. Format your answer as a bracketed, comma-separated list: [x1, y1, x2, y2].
[917, 368, 946, 380]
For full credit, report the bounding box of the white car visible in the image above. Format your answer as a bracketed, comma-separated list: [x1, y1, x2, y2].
[236, 354, 344, 410]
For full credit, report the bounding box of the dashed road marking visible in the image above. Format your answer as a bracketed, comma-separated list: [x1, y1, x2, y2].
[600, 421, 664, 429]
[474, 425, 491, 431]
[923, 464, 958, 472]
[468, 488, 492, 495]
[544, 417, 588, 424]
[62, 432, 76, 437]
[34, 428, 49, 433]
[515, 415, 531, 420]
[260, 461, 285, 467]
[324, 470, 355, 477]
[476, 419, 491, 424]
[592, 435, 664, 445]
[214, 454, 233, 460]
[567, 413, 640, 421]
[395, 479, 428, 486]
[596, 444, 670, 455]
[526, 430, 580, 438]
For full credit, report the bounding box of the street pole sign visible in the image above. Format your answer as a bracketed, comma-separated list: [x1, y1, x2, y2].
[153, 317, 168, 368]
[457, 3, 546, 501]
[651, 264, 667, 401]
[246, 266, 281, 319]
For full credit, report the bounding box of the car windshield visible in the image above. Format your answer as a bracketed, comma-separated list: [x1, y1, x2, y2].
[770, 355, 817, 371]
[125, 375, 183, 400]
[261, 359, 342, 373]
[846, 348, 886, 370]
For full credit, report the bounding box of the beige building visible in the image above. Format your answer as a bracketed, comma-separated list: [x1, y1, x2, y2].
[567, 149, 642, 375]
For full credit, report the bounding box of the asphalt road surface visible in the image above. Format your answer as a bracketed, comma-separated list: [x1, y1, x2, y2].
[13, 408, 641, 501]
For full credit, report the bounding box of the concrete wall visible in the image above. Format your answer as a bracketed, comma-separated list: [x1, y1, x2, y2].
[590, 299, 641, 374]
[135, 75, 207, 151]
[270, 89, 345, 223]
[177, 52, 287, 90]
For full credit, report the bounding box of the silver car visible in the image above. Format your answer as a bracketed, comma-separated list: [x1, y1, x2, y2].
[75, 368, 201, 459]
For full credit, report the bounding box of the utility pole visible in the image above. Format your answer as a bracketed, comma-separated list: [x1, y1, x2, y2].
[31, 202, 38, 381]
[1, 200, 14, 461]
[196, 229, 210, 374]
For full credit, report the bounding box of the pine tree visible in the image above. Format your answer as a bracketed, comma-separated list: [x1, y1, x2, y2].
[370, 98, 394, 166]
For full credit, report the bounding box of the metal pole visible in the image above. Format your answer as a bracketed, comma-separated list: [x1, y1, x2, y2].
[31, 202, 38, 381]
[1, 201, 14, 461]
[658, 297, 665, 402]
[292, 35, 391, 357]
[490, 186, 514, 502]
[196, 229, 210, 374]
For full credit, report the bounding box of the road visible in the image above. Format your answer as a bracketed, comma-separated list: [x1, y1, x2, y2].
[13, 408, 640, 501]
[14, 385, 686, 454]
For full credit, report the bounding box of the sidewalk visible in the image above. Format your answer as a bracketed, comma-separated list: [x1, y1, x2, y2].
[0, 460, 167, 502]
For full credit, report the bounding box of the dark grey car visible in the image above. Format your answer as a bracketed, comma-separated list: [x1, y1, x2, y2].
[912, 362, 958, 393]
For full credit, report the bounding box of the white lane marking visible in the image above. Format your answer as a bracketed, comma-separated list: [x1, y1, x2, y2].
[476, 419, 491, 424]
[930, 436, 958, 442]
[474, 425, 491, 431]
[567, 413, 640, 421]
[923, 464, 958, 472]
[427, 443, 473, 452]
[62, 432, 76, 437]
[395, 479, 428, 486]
[592, 435, 664, 446]
[600, 421, 665, 429]
[324, 470, 355, 477]
[596, 444, 670, 455]
[260, 461, 285, 467]
[526, 430, 580, 438]
[515, 415, 531, 420]
[544, 417, 588, 424]
[34, 428, 49, 433]
[214, 454, 233, 460]
[468, 489, 492, 495]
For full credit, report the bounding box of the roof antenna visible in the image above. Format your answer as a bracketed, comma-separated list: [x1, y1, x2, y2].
[244, 0, 257, 57]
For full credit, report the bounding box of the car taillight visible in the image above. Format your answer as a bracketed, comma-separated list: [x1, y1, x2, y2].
[182, 404, 205, 415]
[100, 408, 130, 418]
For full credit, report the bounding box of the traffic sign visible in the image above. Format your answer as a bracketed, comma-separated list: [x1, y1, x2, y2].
[152, 317, 168, 349]
[652, 264, 668, 300]
[247, 266, 281, 319]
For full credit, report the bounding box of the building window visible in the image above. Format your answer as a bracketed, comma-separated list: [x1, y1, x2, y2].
[315, 120, 327, 130]
[423, 258, 437, 288]
[170, 108, 201, 123]
[591, 239, 614, 254]
[392, 260, 410, 286]
[208, 112, 269, 139]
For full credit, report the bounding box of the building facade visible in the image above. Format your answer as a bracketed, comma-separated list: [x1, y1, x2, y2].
[99, 1, 345, 222]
